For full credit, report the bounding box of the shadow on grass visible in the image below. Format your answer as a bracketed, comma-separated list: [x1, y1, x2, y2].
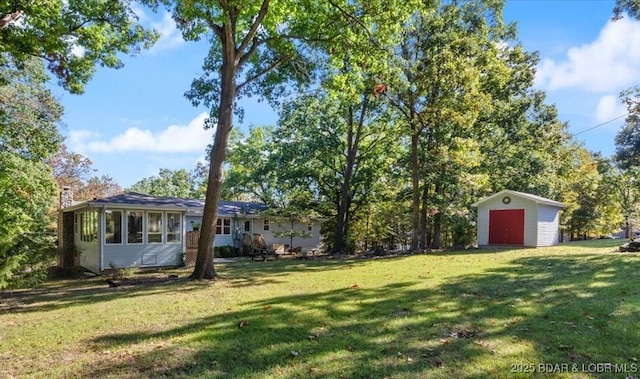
[0, 274, 205, 315]
[81, 251, 640, 378]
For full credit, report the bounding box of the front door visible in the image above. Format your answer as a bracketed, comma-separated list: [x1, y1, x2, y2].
[488, 209, 525, 245]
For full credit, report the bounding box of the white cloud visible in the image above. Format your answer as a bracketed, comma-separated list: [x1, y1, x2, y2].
[150, 12, 185, 52]
[535, 18, 640, 92]
[595, 94, 628, 123]
[70, 113, 213, 153]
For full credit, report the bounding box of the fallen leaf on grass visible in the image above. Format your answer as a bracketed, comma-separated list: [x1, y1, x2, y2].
[238, 320, 248, 328]
[350, 284, 359, 289]
[263, 305, 272, 311]
[291, 350, 299, 357]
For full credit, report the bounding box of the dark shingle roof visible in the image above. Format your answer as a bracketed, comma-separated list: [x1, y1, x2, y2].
[68, 192, 269, 215]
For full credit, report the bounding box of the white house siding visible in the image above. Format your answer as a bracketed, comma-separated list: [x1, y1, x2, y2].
[74, 209, 101, 273]
[76, 240, 100, 273]
[99, 208, 186, 271]
[102, 243, 182, 270]
[536, 204, 561, 246]
[261, 218, 320, 248]
[186, 216, 321, 249]
[476, 195, 537, 247]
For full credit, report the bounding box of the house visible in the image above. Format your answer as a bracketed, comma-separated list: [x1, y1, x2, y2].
[58, 192, 323, 273]
[471, 190, 564, 247]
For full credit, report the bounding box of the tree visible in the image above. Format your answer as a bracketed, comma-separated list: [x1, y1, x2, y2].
[613, 0, 640, 20]
[48, 144, 123, 201]
[80, 175, 123, 200]
[128, 168, 203, 198]
[0, 56, 62, 289]
[222, 127, 282, 204]
[157, 0, 419, 279]
[387, 0, 513, 250]
[48, 144, 94, 191]
[615, 86, 640, 168]
[0, 0, 157, 93]
[276, 89, 397, 253]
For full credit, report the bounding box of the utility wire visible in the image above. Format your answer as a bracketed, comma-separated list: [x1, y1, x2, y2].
[572, 113, 628, 137]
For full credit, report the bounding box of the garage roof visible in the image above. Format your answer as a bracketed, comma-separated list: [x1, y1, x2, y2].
[471, 189, 565, 208]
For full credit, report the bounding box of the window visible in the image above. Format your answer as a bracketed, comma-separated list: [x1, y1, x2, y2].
[244, 220, 251, 232]
[105, 210, 122, 244]
[263, 219, 269, 231]
[80, 211, 98, 243]
[147, 212, 163, 243]
[307, 223, 313, 232]
[127, 211, 143, 244]
[166, 213, 181, 243]
[216, 218, 231, 235]
[74, 213, 78, 234]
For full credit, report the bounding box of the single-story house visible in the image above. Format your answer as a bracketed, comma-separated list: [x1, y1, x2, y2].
[471, 189, 564, 247]
[58, 192, 324, 273]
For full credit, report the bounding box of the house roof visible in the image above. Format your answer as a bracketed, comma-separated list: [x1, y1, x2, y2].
[470, 189, 565, 208]
[63, 192, 269, 215]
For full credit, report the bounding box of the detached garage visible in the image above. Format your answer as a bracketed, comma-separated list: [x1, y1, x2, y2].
[471, 190, 564, 247]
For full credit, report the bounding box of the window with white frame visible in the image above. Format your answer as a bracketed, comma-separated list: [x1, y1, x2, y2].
[127, 211, 143, 244]
[166, 213, 181, 243]
[105, 210, 122, 244]
[216, 217, 231, 235]
[263, 219, 269, 231]
[307, 223, 313, 232]
[244, 220, 251, 232]
[147, 212, 163, 243]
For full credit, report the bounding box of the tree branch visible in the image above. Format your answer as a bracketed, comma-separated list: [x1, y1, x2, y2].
[236, 55, 290, 91]
[0, 10, 23, 29]
[237, 0, 270, 58]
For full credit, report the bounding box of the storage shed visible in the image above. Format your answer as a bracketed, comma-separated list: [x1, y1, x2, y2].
[471, 190, 564, 247]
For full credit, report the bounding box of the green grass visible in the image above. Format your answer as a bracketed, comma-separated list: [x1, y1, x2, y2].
[2, 239, 640, 378]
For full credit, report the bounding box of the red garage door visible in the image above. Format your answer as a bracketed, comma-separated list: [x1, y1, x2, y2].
[489, 209, 525, 245]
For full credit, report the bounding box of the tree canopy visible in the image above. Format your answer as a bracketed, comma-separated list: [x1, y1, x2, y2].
[0, 56, 62, 289]
[156, 0, 421, 279]
[0, 0, 158, 93]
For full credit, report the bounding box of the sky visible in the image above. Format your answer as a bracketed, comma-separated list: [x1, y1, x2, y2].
[52, 0, 640, 189]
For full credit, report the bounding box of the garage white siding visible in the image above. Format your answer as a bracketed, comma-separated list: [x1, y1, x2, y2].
[536, 204, 561, 246]
[472, 190, 564, 248]
[475, 194, 537, 246]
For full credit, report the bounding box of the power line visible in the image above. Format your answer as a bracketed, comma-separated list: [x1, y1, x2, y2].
[572, 113, 629, 137]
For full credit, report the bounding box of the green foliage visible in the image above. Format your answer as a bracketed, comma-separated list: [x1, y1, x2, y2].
[0, 56, 61, 289]
[222, 127, 282, 204]
[108, 263, 136, 280]
[213, 245, 236, 258]
[127, 168, 204, 198]
[615, 86, 640, 169]
[387, 0, 521, 249]
[0, 0, 158, 93]
[613, 0, 640, 20]
[157, 0, 423, 278]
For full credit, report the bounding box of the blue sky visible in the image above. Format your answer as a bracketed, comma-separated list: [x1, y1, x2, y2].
[53, 0, 640, 188]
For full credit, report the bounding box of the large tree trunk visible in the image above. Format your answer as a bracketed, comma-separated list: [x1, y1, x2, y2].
[431, 182, 443, 249]
[191, 41, 237, 280]
[334, 100, 367, 254]
[410, 131, 420, 251]
[419, 184, 429, 249]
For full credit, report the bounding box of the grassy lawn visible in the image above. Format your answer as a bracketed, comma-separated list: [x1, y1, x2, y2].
[2, 239, 640, 378]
